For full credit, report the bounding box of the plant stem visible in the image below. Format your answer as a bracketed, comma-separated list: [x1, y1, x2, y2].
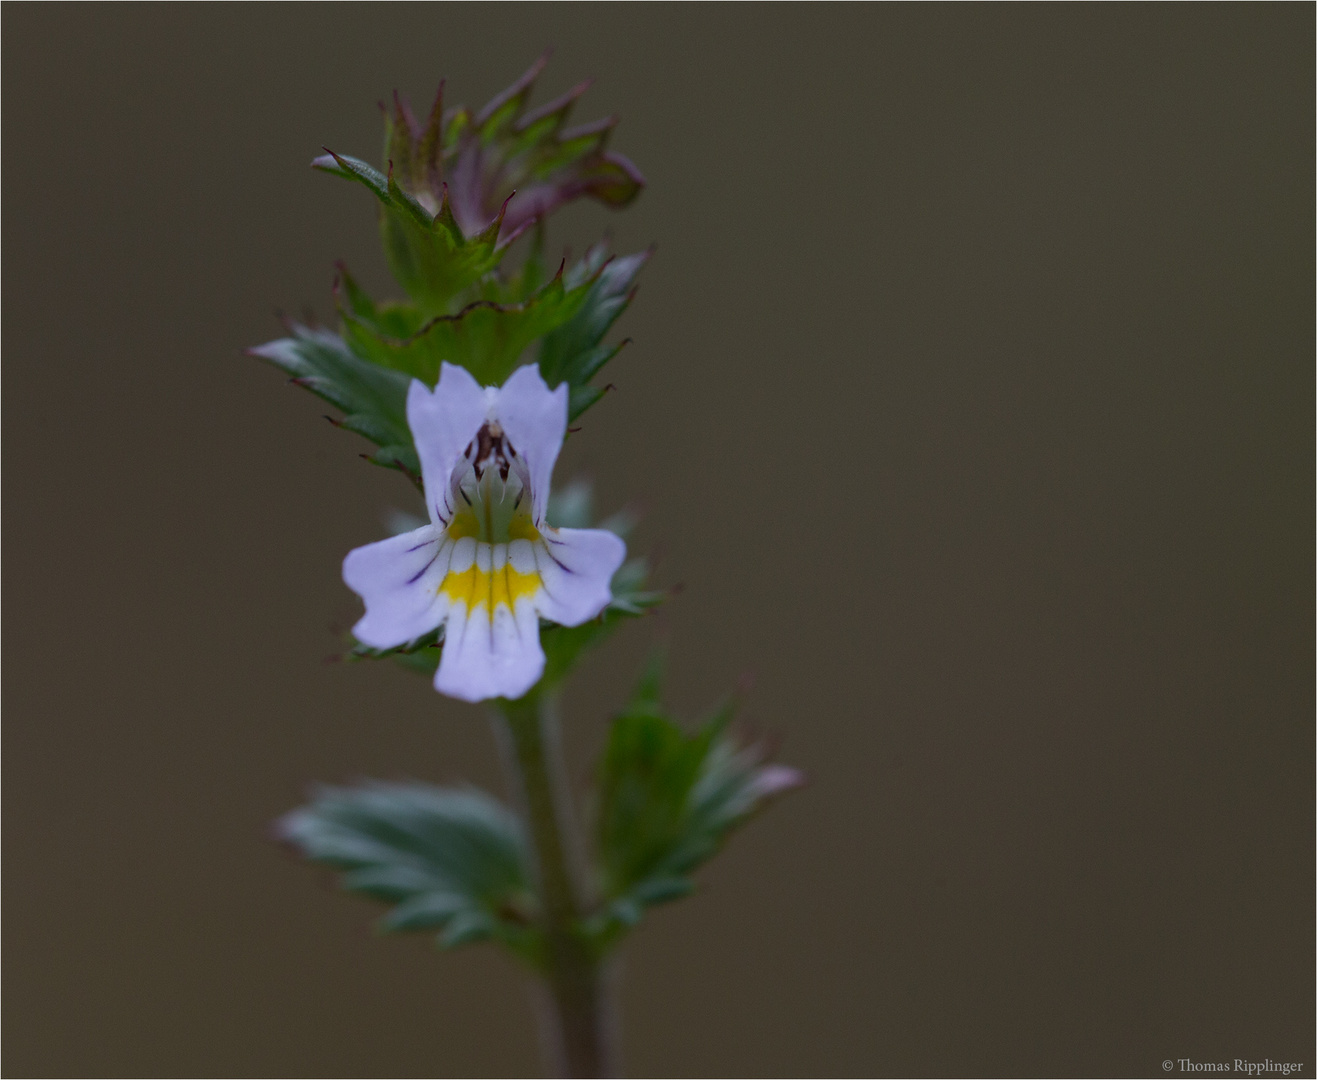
[495, 693, 617, 1079]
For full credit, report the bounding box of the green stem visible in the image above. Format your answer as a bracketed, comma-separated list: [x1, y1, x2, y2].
[495, 692, 617, 1078]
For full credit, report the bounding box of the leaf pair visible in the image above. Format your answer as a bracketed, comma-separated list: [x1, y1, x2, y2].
[337, 258, 592, 389]
[278, 663, 801, 962]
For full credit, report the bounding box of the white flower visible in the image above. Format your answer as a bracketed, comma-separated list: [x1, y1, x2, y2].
[343, 362, 626, 702]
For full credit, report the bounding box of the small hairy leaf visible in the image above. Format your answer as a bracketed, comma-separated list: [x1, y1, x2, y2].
[540, 245, 651, 420]
[277, 782, 541, 960]
[248, 323, 420, 484]
[589, 660, 802, 945]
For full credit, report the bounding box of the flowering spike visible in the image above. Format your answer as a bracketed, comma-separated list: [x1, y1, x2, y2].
[306, 58, 645, 324]
[328, 55, 644, 251]
[259, 62, 799, 1067]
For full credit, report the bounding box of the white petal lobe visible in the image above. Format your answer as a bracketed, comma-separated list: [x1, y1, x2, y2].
[343, 524, 449, 649]
[532, 527, 627, 627]
[494, 364, 568, 526]
[434, 598, 545, 702]
[407, 364, 487, 527]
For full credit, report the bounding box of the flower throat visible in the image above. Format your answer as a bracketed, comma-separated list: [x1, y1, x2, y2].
[447, 422, 540, 544]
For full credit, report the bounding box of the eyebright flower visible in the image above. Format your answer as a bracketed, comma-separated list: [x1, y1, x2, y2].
[343, 362, 626, 703]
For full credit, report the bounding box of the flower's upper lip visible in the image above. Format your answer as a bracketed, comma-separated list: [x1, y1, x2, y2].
[408, 361, 568, 531]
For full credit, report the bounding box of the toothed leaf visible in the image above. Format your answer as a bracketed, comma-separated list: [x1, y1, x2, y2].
[277, 782, 540, 960]
[540, 248, 650, 418]
[339, 264, 599, 387]
[586, 662, 803, 947]
[249, 324, 420, 483]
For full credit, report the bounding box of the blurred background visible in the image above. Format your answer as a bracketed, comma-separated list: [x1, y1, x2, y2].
[4, 6, 1312, 1077]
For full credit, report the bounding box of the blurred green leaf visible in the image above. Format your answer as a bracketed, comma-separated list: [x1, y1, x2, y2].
[587, 658, 803, 946]
[546, 478, 596, 530]
[248, 323, 420, 484]
[277, 782, 542, 960]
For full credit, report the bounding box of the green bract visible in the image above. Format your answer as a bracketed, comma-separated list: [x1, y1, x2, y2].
[312, 149, 508, 313]
[333, 241, 649, 399]
[252, 55, 648, 478]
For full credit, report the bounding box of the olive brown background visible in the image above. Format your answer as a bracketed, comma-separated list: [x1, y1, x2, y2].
[4, 5, 1313, 1077]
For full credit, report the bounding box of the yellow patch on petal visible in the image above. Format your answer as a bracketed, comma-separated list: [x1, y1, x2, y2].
[446, 510, 481, 540]
[440, 560, 541, 615]
[444, 509, 538, 543]
[508, 513, 541, 542]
